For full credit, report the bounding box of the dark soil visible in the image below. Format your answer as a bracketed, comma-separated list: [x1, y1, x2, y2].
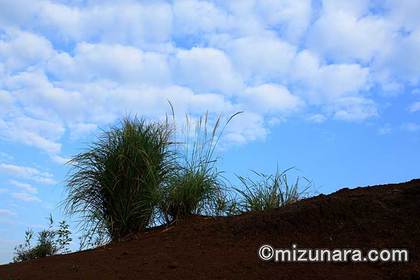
[1, 179, 420, 280]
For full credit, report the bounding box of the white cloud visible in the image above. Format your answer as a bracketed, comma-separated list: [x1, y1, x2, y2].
[385, 0, 420, 32]
[48, 43, 171, 85]
[330, 97, 378, 121]
[37, 1, 173, 48]
[37, 1, 83, 40]
[291, 50, 370, 103]
[11, 192, 41, 203]
[378, 30, 420, 85]
[323, 0, 371, 15]
[317, 64, 370, 99]
[241, 84, 303, 114]
[173, 0, 229, 36]
[306, 0, 420, 89]
[0, 0, 40, 27]
[9, 180, 37, 194]
[0, 29, 54, 73]
[256, 0, 312, 42]
[224, 111, 267, 145]
[0, 115, 63, 155]
[173, 47, 243, 94]
[307, 7, 391, 63]
[409, 102, 420, 113]
[68, 122, 97, 140]
[2, 70, 86, 125]
[67, 83, 235, 120]
[222, 35, 297, 83]
[0, 90, 13, 116]
[307, 114, 327, 124]
[214, 1, 266, 36]
[0, 0, 416, 160]
[0, 163, 56, 185]
[0, 209, 16, 217]
[50, 155, 70, 165]
[8, 179, 41, 203]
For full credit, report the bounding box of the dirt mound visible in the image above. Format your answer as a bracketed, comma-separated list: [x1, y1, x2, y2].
[1, 179, 420, 280]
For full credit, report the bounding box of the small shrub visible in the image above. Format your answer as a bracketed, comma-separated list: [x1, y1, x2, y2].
[56, 220, 72, 253]
[158, 112, 241, 222]
[65, 117, 175, 243]
[235, 168, 311, 212]
[13, 229, 36, 262]
[13, 216, 72, 262]
[160, 168, 223, 222]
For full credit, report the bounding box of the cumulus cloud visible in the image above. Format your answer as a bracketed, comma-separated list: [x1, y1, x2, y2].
[384, 0, 420, 31]
[38, 1, 172, 48]
[307, 3, 392, 63]
[329, 97, 378, 121]
[256, 0, 312, 42]
[224, 112, 267, 145]
[48, 42, 171, 85]
[173, 0, 229, 36]
[0, 29, 54, 72]
[0, 0, 417, 160]
[379, 30, 420, 85]
[173, 47, 242, 94]
[0, 115, 63, 155]
[290, 50, 371, 113]
[0, 163, 56, 185]
[221, 35, 296, 83]
[241, 84, 303, 114]
[68, 122, 98, 140]
[306, 0, 420, 91]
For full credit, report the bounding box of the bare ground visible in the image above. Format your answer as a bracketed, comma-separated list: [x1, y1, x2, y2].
[1, 179, 420, 280]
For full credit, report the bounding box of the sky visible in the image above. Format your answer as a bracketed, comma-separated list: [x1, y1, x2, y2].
[0, 0, 419, 264]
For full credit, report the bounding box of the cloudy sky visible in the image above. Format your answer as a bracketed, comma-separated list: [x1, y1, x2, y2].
[0, 0, 419, 263]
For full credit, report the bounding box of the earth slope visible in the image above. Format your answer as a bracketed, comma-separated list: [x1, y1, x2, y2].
[1, 179, 420, 280]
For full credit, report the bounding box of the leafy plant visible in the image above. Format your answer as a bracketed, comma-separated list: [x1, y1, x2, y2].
[65, 117, 175, 243]
[158, 112, 241, 222]
[13, 229, 35, 262]
[62, 110, 310, 251]
[235, 168, 311, 212]
[56, 220, 72, 253]
[13, 216, 72, 262]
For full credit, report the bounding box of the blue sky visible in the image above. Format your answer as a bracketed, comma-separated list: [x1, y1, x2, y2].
[0, 0, 419, 264]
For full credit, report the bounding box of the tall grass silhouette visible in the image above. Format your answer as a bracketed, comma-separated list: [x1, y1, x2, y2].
[235, 168, 311, 212]
[158, 112, 241, 223]
[65, 117, 175, 241]
[64, 111, 307, 246]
